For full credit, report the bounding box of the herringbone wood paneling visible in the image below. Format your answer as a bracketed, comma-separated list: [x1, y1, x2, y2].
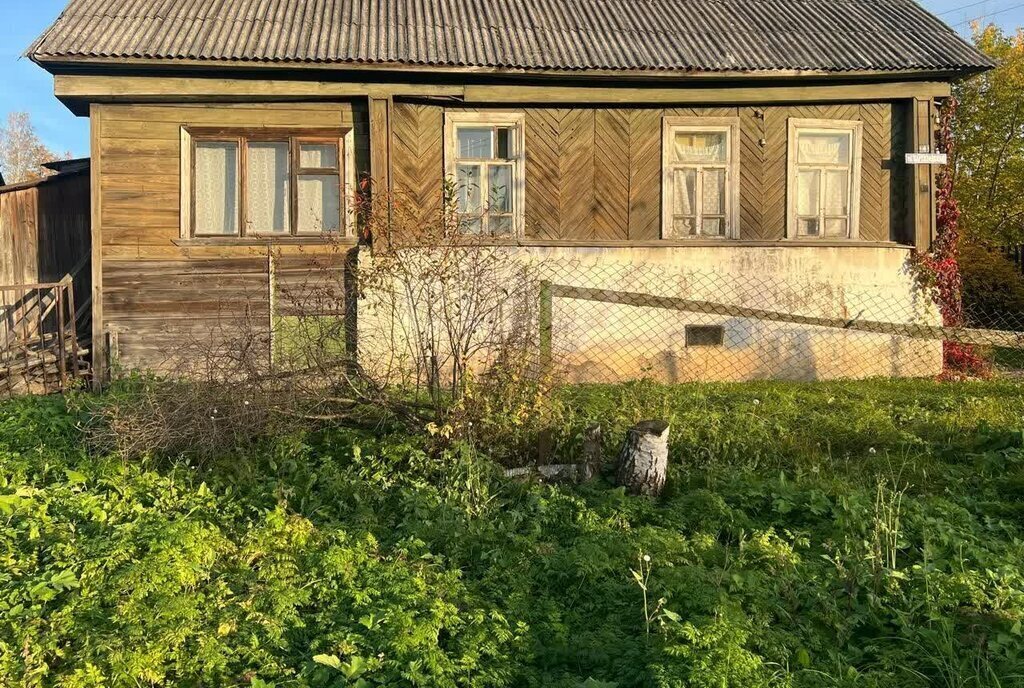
[860, 104, 887, 242]
[739, 108, 766, 239]
[762, 106, 790, 240]
[593, 110, 630, 239]
[391, 103, 443, 229]
[627, 109, 662, 240]
[392, 102, 903, 244]
[559, 110, 596, 239]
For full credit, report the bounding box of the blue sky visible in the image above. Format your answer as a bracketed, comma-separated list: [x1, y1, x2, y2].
[1, 0, 1022, 158]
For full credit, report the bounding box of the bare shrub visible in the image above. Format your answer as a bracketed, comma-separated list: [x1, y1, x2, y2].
[91, 180, 551, 460]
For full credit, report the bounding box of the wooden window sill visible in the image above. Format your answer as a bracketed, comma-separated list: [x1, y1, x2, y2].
[173, 235, 359, 247]
[447, 238, 912, 249]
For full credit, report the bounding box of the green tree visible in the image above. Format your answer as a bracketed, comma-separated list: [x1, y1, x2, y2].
[953, 25, 1024, 246]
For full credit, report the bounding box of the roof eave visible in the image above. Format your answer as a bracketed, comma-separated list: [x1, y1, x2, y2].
[28, 53, 994, 83]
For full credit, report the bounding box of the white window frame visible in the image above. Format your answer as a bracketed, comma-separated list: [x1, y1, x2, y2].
[786, 118, 863, 240]
[443, 112, 526, 237]
[661, 116, 741, 240]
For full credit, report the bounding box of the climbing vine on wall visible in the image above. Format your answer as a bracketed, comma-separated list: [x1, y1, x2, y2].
[911, 97, 990, 377]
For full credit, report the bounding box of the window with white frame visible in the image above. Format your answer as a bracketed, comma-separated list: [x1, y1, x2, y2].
[787, 119, 863, 239]
[662, 117, 740, 239]
[444, 113, 525, 236]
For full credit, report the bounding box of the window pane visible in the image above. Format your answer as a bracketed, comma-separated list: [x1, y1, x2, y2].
[247, 142, 290, 234]
[673, 218, 696, 236]
[701, 218, 724, 236]
[824, 218, 848, 237]
[796, 169, 820, 216]
[488, 165, 512, 214]
[797, 132, 850, 165]
[672, 168, 697, 217]
[673, 131, 726, 163]
[195, 141, 239, 235]
[456, 164, 483, 214]
[299, 143, 338, 169]
[798, 218, 820, 236]
[496, 128, 513, 159]
[460, 217, 483, 234]
[297, 174, 341, 232]
[823, 169, 849, 215]
[702, 168, 726, 215]
[457, 128, 493, 159]
[490, 216, 513, 235]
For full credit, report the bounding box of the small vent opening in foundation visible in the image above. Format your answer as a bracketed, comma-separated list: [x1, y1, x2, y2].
[685, 325, 725, 347]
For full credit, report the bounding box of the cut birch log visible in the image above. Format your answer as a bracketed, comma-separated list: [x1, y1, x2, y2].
[504, 463, 591, 483]
[615, 420, 670, 496]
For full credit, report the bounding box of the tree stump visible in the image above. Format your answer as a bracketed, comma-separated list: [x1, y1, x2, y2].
[615, 420, 670, 496]
[581, 423, 603, 476]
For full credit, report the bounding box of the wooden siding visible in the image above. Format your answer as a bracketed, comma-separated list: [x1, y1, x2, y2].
[390, 102, 906, 243]
[0, 173, 91, 285]
[104, 253, 349, 370]
[96, 102, 368, 259]
[94, 103, 365, 371]
[0, 173, 92, 328]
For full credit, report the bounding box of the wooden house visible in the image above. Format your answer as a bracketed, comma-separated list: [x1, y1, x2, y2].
[26, 0, 993, 383]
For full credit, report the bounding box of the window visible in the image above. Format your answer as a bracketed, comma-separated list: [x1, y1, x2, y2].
[787, 119, 863, 239]
[184, 129, 350, 238]
[444, 113, 525, 236]
[662, 117, 740, 239]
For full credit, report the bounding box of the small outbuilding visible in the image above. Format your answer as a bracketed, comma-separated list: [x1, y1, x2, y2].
[0, 159, 92, 393]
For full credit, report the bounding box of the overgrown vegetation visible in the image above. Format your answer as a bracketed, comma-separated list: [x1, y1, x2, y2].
[3, 379, 1024, 687]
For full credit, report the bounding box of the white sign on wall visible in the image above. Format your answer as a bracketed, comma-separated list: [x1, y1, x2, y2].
[905, 152, 948, 165]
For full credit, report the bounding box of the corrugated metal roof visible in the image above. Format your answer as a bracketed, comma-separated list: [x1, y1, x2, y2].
[28, 0, 993, 74]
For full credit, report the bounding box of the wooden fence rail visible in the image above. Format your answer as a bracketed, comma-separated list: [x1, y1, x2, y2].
[0, 275, 88, 397]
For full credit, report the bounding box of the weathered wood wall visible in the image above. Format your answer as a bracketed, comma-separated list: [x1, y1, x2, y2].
[0, 172, 92, 337]
[391, 102, 907, 243]
[0, 172, 91, 285]
[95, 103, 365, 370]
[96, 102, 368, 260]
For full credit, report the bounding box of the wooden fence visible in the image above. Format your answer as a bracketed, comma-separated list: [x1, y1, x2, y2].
[0, 276, 88, 397]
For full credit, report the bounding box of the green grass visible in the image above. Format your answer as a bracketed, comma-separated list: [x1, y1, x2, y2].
[2, 380, 1024, 687]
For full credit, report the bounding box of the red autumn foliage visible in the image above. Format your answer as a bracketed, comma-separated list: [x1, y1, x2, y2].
[910, 97, 990, 378]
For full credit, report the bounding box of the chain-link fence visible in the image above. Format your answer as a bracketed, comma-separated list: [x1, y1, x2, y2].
[526, 259, 1024, 383]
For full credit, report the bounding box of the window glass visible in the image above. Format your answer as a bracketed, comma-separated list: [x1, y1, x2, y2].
[796, 170, 819, 217]
[297, 175, 341, 233]
[664, 126, 733, 238]
[791, 123, 858, 239]
[488, 165, 512, 214]
[457, 128, 493, 159]
[247, 142, 290, 234]
[702, 169, 725, 215]
[195, 141, 239, 235]
[673, 131, 726, 163]
[495, 128, 512, 159]
[299, 143, 338, 169]
[823, 169, 848, 215]
[448, 117, 522, 236]
[456, 164, 483, 214]
[797, 132, 850, 165]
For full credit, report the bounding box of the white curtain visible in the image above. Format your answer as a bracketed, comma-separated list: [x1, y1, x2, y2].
[247, 142, 290, 234]
[195, 142, 238, 235]
[298, 175, 341, 232]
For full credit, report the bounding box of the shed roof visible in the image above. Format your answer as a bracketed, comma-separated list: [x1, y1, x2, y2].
[28, 0, 992, 76]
